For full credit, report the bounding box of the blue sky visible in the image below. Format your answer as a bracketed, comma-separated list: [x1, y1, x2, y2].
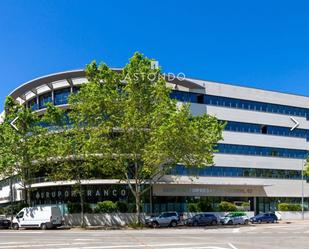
[1, 0, 309, 110]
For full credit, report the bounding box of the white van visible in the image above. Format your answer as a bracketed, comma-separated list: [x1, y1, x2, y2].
[12, 206, 63, 230]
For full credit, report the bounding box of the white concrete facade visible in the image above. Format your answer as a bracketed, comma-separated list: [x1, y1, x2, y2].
[186, 78, 309, 202]
[1, 70, 309, 211]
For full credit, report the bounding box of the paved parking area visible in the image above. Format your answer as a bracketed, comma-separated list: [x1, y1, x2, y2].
[1, 222, 309, 249]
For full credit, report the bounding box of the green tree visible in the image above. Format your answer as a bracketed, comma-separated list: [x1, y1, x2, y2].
[0, 97, 48, 207]
[69, 52, 224, 223]
[41, 103, 96, 227]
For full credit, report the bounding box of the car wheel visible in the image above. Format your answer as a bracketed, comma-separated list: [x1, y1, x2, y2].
[258, 220, 261, 224]
[227, 220, 233, 225]
[211, 220, 217, 226]
[152, 221, 159, 228]
[193, 221, 198, 227]
[40, 223, 47, 230]
[244, 220, 249, 225]
[12, 223, 19, 230]
[170, 220, 177, 227]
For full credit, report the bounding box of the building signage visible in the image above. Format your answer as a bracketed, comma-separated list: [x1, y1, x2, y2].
[35, 188, 127, 200]
[32, 185, 128, 203]
[153, 184, 266, 197]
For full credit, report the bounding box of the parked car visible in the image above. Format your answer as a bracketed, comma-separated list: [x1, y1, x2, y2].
[145, 212, 180, 228]
[0, 217, 11, 229]
[12, 206, 63, 230]
[185, 214, 218, 226]
[220, 212, 250, 225]
[250, 213, 278, 223]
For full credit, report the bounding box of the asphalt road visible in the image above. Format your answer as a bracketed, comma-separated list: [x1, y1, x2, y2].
[1, 222, 309, 249]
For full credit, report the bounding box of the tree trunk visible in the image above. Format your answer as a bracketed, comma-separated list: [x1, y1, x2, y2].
[79, 182, 85, 228]
[134, 161, 141, 225]
[135, 190, 141, 224]
[26, 185, 31, 206]
[9, 177, 13, 228]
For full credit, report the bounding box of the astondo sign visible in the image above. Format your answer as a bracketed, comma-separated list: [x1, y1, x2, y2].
[32, 185, 129, 202]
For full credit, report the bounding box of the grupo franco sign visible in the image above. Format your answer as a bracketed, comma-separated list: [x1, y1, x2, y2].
[33, 185, 128, 201]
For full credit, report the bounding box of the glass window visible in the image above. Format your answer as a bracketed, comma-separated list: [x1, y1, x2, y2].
[16, 212, 24, 219]
[39, 92, 52, 109]
[223, 121, 309, 141]
[217, 143, 308, 159]
[54, 88, 71, 105]
[171, 165, 305, 180]
[27, 98, 38, 111]
[170, 90, 309, 120]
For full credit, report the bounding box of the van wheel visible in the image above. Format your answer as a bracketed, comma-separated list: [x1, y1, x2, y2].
[40, 223, 47, 230]
[12, 223, 19, 230]
[244, 220, 249, 225]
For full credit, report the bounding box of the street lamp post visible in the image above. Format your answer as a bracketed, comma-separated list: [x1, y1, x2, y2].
[301, 159, 305, 220]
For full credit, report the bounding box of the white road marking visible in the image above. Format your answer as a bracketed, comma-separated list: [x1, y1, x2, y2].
[0, 242, 88, 248]
[57, 246, 230, 249]
[0, 242, 236, 249]
[0, 231, 44, 234]
[232, 228, 240, 233]
[228, 243, 239, 249]
[74, 239, 99, 241]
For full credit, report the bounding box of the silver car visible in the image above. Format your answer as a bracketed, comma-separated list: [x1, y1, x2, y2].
[220, 212, 250, 225]
[145, 212, 180, 228]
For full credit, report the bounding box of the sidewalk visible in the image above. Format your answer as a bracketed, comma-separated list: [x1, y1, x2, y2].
[280, 219, 309, 225]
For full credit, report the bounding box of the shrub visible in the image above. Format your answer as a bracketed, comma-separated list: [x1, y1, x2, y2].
[218, 201, 238, 212]
[67, 203, 93, 214]
[278, 203, 302, 211]
[241, 202, 250, 207]
[198, 199, 213, 212]
[128, 220, 144, 229]
[116, 201, 128, 213]
[94, 201, 118, 213]
[187, 203, 199, 212]
[0, 202, 29, 215]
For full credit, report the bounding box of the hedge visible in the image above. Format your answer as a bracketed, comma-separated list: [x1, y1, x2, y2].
[218, 201, 238, 212]
[94, 201, 118, 213]
[278, 203, 302, 211]
[67, 203, 93, 214]
[187, 203, 199, 212]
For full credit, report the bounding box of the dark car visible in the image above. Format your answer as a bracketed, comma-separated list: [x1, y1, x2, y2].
[250, 213, 278, 223]
[0, 218, 11, 229]
[185, 214, 218, 226]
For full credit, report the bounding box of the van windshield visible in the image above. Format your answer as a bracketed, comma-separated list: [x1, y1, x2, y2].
[16, 212, 24, 219]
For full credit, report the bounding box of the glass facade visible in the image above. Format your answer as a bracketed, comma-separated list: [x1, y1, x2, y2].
[27, 98, 38, 111]
[39, 92, 52, 109]
[217, 143, 307, 159]
[54, 88, 71, 105]
[170, 90, 309, 119]
[151, 196, 309, 213]
[170, 165, 304, 180]
[28, 89, 309, 121]
[225, 120, 309, 141]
